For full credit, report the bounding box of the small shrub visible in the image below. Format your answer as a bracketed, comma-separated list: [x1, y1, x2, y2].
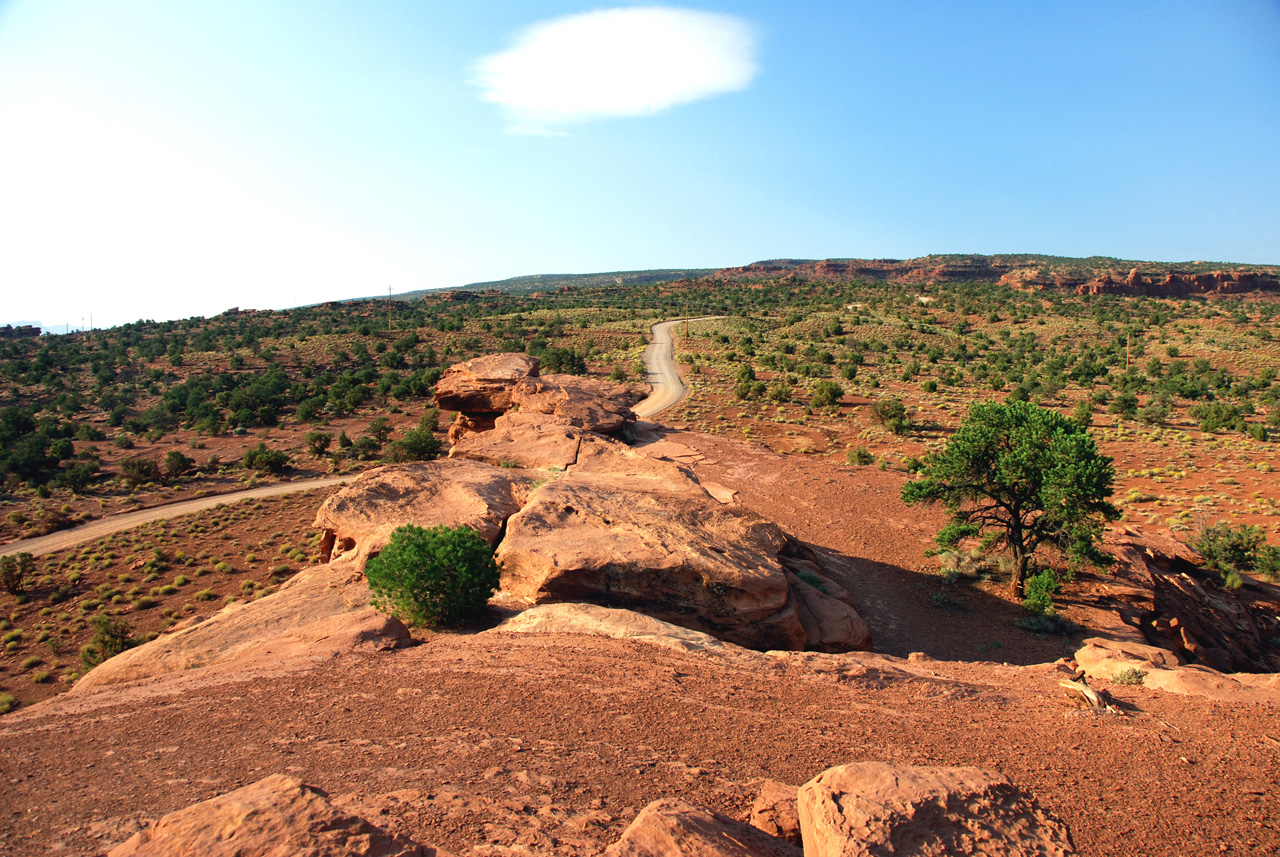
[305, 431, 334, 457]
[1112, 666, 1148, 686]
[1014, 613, 1076, 635]
[1193, 522, 1265, 580]
[0, 552, 34, 595]
[1256, 545, 1280, 582]
[870, 398, 910, 435]
[120, 456, 163, 487]
[163, 450, 195, 479]
[1021, 568, 1061, 615]
[193, 588, 216, 601]
[365, 524, 500, 627]
[795, 570, 826, 592]
[0, 693, 16, 715]
[31, 670, 51, 684]
[80, 615, 140, 669]
[810, 380, 843, 409]
[846, 446, 874, 466]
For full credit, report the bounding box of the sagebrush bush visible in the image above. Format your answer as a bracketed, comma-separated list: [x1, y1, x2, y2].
[364, 524, 499, 628]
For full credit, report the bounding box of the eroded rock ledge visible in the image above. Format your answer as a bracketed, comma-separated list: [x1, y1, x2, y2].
[309, 352, 872, 654]
[71, 354, 870, 694]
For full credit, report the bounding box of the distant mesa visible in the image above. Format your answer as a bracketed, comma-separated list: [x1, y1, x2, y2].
[0, 324, 41, 340]
[1076, 268, 1280, 297]
[706, 255, 1280, 296]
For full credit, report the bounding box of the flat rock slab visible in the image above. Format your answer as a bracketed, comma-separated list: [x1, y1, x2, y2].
[797, 762, 1075, 857]
[1075, 637, 1280, 704]
[701, 481, 738, 504]
[605, 798, 800, 857]
[449, 412, 586, 470]
[492, 603, 731, 654]
[108, 773, 441, 857]
[72, 563, 411, 692]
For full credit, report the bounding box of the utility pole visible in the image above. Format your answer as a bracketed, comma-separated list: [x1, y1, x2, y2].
[685, 298, 689, 341]
[387, 286, 392, 332]
[1126, 333, 1131, 373]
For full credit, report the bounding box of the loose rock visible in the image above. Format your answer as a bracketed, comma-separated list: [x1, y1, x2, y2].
[797, 762, 1075, 857]
[107, 773, 443, 856]
[749, 781, 802, 846]
[605, 798, 800, 857]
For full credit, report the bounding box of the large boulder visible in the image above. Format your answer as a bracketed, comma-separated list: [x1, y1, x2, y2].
[496, 439, 817, 651]
[787, 572, 872, 654]
[108, 774, 442, 857]
[510, 373, 644, 433]
[605, 799, 800, 857]
[494, 437, 870, 652]
[433, 353, 540, 413]
[797, 762, 1075, 857]
[433, 353, 642, 440]
[449, 412, 588, 470]
[314, 460, 534, 567]
[72, 563, 411, 692]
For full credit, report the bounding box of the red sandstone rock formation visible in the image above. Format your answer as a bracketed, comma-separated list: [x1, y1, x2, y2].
[797, 762, 1075, 857]
[108, 774, 442, 857]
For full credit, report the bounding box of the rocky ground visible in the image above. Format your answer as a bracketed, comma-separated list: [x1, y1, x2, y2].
[1, 355, 1277, 856]
[2, 627, 1277, 855]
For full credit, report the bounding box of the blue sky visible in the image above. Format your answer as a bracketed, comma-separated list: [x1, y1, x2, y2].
[2, 1, 1279, 329]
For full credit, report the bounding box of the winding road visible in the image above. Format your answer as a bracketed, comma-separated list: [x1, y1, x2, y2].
[632, 316, 713, 418]
[1, 318, 704, 559]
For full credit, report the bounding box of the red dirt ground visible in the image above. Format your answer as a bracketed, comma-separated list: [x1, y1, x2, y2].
[1, 429, 1277, 855]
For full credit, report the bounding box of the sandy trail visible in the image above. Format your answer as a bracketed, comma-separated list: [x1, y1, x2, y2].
[0, 476, 349, 558]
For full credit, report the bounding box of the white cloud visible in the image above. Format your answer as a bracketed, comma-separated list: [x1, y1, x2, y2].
[474, 6, 757, 129]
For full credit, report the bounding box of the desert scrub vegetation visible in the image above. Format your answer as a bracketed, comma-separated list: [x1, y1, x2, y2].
[79, 614, 142, 670]
[364, 524, 500, 628]
[1192, 521, 1280, 586]
[1111, 666, 1148, 686]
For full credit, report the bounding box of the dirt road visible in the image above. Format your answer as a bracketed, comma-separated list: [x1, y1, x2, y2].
[0, 476, 349, 559]
[633, 317, 714, 418]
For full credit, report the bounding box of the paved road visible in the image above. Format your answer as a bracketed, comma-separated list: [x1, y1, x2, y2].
[633, 317, 716, 418]
[0, 476, 350, 559]
[3, 316, 707, 558]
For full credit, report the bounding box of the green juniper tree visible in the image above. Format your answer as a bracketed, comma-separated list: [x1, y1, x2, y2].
[901, 400, 1118, 597]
